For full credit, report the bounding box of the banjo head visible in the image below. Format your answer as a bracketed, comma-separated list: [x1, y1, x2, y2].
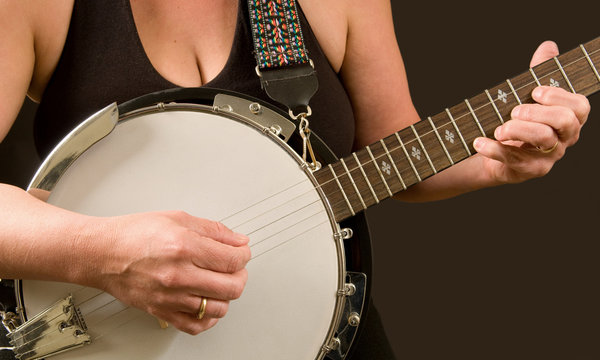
[17, 90, 367, 360]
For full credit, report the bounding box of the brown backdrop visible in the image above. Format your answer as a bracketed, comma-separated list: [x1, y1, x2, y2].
[0, 1, 598, 359]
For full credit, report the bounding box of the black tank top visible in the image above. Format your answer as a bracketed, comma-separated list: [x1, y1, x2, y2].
[33, 0, 355, 159]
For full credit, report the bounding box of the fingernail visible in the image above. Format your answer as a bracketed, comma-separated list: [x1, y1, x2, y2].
[473, 138, 484, 151]
[234, 233, 249, 243]
[532, 86, 544, 100]
[494, 126, 501, 139]
[511, 106, 520, 119]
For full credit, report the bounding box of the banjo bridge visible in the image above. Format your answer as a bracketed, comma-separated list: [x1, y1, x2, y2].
[5, 295, 91, 360]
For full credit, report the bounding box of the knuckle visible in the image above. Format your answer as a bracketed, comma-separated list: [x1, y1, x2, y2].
[203, 219, 227, 236]
[214, 301, 230, 318]
[226, 250, 248, 273]
[228, 278, 245, 300]
[503, 149, 522, 165]
[157, 270, 180, 289]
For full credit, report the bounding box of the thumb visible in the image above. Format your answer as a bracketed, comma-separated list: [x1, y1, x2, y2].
[530, 40, 559, 67]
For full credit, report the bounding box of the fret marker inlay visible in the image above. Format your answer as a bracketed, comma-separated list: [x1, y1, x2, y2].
[485, 89, 504, 124]
[428, 117, 454, 165]
[497, 89, 508, 103]
[445, 129, 455, 143]
[366, 146, 393, 197]
[379, 139, 407, 190]
[445, 108, 471, 156]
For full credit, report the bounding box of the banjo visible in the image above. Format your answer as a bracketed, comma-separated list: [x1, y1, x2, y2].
[2, 37, 600, 360]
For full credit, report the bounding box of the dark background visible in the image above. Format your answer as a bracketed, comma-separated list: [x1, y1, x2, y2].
[1, 1, 598, 359]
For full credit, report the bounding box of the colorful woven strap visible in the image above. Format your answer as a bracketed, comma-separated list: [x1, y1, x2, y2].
[248, 0, 310, 70]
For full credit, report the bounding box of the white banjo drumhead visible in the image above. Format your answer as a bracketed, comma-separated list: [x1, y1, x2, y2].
[22, 107, 341, 359]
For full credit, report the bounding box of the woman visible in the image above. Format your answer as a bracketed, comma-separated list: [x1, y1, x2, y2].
[0, 0, 591, 358]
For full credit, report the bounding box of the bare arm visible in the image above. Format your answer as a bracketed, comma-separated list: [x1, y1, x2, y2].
[339, 0, 589, 202]
[0, 2, 250, 334]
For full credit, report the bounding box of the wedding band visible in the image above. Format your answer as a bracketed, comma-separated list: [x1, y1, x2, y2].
[197, 297, 208, 320]
[536, 141, 559, 154]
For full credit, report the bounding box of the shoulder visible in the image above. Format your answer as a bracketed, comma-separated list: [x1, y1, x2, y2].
[299, 0, 421, 147]
[0, 0, 74, 102]
[297, 0, 348, 72]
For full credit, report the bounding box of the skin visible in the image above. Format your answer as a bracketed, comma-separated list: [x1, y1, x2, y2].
[0, 0, 590, 334]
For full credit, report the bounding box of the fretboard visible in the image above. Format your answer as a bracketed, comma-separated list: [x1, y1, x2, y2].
[314, 37, 600, 223]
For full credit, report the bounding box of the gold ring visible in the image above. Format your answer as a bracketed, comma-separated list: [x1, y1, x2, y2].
[197, 297, 207, 320]
[536, 141, 559, 154]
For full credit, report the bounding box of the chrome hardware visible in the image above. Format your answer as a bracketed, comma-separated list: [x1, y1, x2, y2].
[28, 103, 119, 193]
[249, 102, 262, 115]
[213, 94, 296, 142]
[156, 102, 166, 111]
[334, 228, 353, 241]
[326, 272, 367, 360]
[348, 312, 360, 327]
[269, 124, 282, 136]
[5, 296, 90, 360]
[1, 311, 20, 333]
[337, 283, 356, 297]
[322, 337, 341, 353]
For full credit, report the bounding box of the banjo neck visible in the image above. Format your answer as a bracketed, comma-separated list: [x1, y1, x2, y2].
[315, 37, 600, 223]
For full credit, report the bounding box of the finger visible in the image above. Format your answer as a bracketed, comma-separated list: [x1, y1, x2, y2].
[189, 236, 251, 273]
[155, 310, 219, 335]
[174, 212, 249, 247]
[531, 86, 590, 124]
[159, 295, 230, 319]
[510, 104, 580, 144]
[530, 41, 559, 67]
[473, 138, 553, 179]
[493, 119, 558, 152]
[159, 266, 248, 300]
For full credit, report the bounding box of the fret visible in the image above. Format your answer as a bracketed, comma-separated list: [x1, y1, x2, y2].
[394, 132, 422, 182]
[339, 158, 367, 210]
[352, 152, 381, 203]
[428, 117, 454, 165]
[412, 119, 452, 171]
[429, 112, 469, 164]
[555, 44, 600, 96]
[328, 164, 355, 216]
[464, 99, 486, 137]
[313, 37, 600, 224]
[396, 127, 436, 180]
[367, 141, 406, 193]
[484, 89, 505, 124]
[379, 139, 407, 190]
[410, 124, 437, 174]
[509, 71, 536, 106]
[487, 81, 519, 123]
[365, 145, 394, 197]
[587, 38, 600, 96]
[529, 68, 542, 86]
[313, 166, 353, 221]
[355, 148, 390, 200]
[506, 79, 522, 104]
[580, 44, 600, 83]
[553, 57, 576, 93]
[467, 91, 503, 137]
[381, 135, 420, 186]
[531, 56, 570, 91]
[444, 108, 471, 156]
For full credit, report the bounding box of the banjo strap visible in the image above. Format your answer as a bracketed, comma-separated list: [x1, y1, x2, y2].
[247, 0, 318, 117]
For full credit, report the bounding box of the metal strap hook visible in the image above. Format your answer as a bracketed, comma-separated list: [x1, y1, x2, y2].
[289, 107, 320, 171]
